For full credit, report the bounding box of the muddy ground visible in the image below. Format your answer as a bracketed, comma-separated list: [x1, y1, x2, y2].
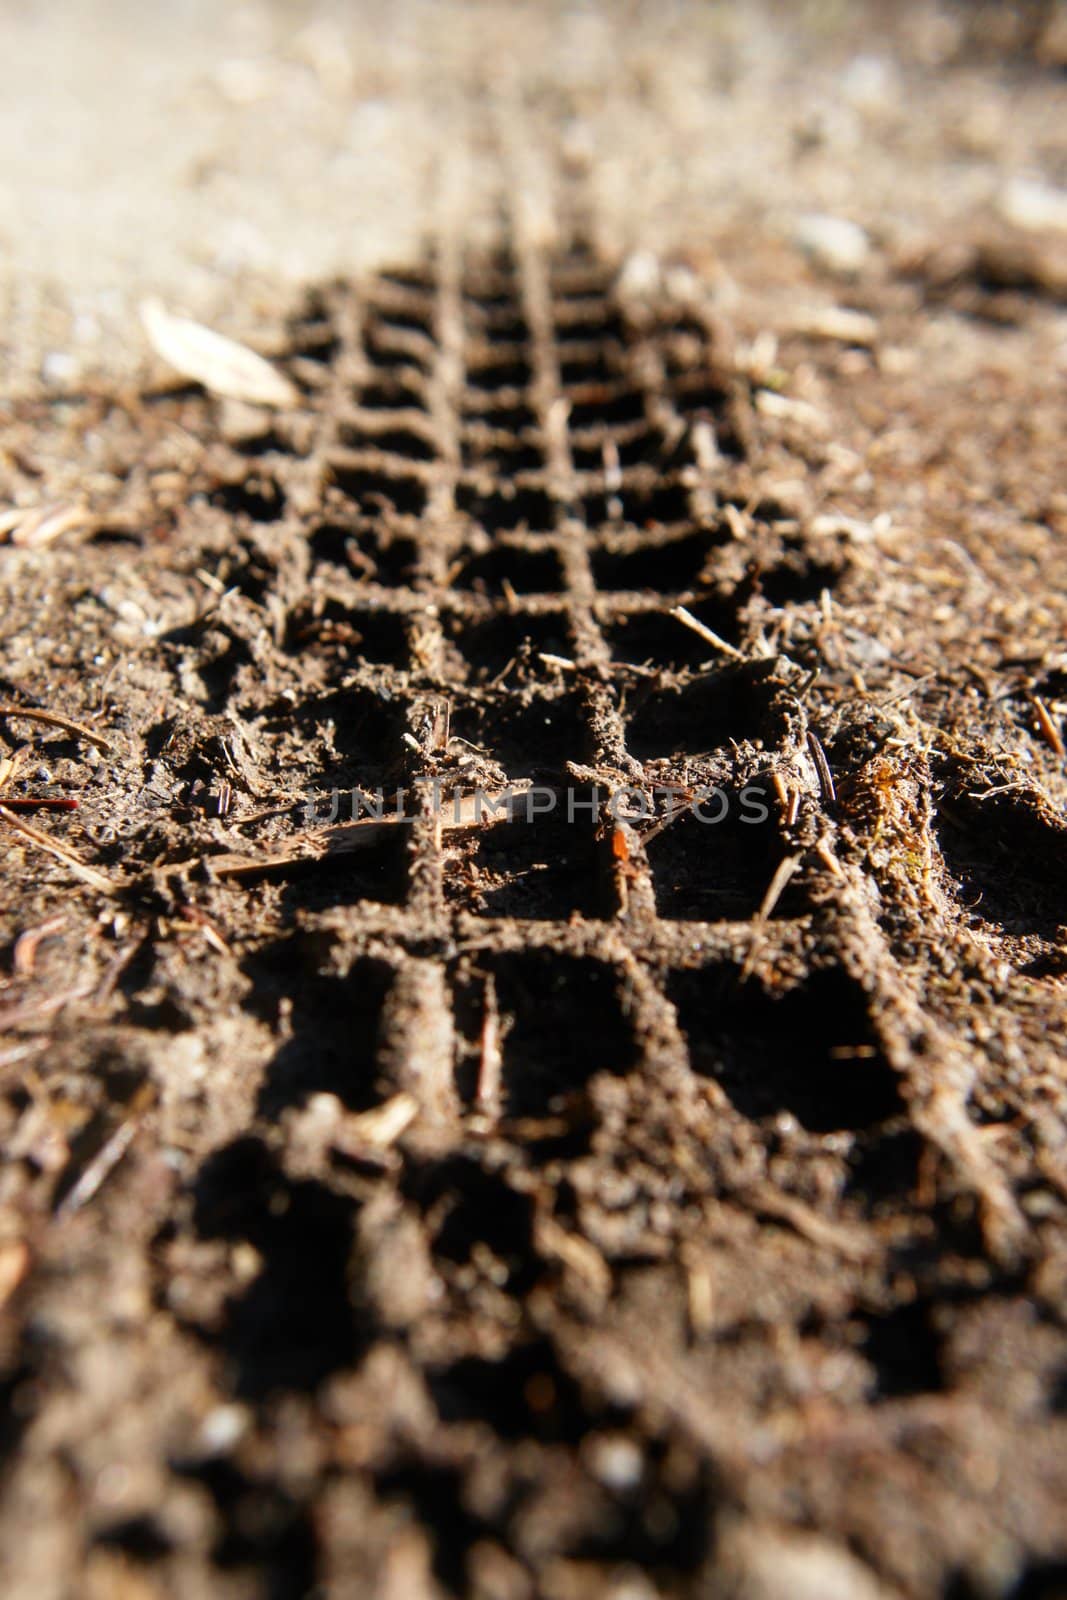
[1, 4, 1066, 1597]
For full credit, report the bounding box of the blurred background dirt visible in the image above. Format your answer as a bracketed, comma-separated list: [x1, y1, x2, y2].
[2, 0, 1064, 386]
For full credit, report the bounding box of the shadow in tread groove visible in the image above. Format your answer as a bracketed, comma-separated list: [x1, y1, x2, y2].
[191, 1137, 365, 1399]
[669, 966, 904, 1133]
[936, 787, 1067, 943]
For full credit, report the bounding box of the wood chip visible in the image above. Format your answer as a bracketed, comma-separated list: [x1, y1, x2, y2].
[683, 1250, 715, 1340]
[722, 503, 749, 541]
[0, 503, 93, 548]
[536, 1215, 612, 1300]
[756, 390, 829, 432]
[140, 298, 299, 408]
[0, 1240, 30, 1309]
[792, 306, 878, 345]
[336, 1093, 419, 1153]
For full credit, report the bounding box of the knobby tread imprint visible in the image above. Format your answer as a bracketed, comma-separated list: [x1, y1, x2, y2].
[0, 232, 1065, 1600]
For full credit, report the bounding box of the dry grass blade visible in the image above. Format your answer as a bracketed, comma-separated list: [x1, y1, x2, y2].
[745, 1184, 876, 1262]
[140, 297, 299, 408]
[0, 804, 117, 894]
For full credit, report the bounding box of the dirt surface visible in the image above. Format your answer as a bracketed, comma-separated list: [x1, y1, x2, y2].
[1, 4, 1067, 1598]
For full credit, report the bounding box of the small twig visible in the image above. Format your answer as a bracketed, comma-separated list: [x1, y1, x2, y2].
[476, 975, 502, 1121]
[1031, 695, 1065, 759]
[638, 801, 693, 847]
[173, 903, 231, 957]
[535, 1215, 612, 1300]
[232, 801, 302, 827]
[875, 672, 937, 710]
[196, 784, 536, 879]
[488, 654, 518, 689]
[0, 804, 117, 894]
[670, 605, 744, 661]
[54, 1084, 155, 1219]
[0, 1041, 47, 1073]
[722, 503, 749, 541]
[92, 938, 145, 1007]
[814, 840, 844, 877]
[203, 816, 417, 877]
[0, 982, 95, 1031]
[757, 854, 800, 922]
[0, 704, 112, 753]
[806, 731, 837, 808]
[0, 796, 79, 812]
[13, 915, 68, 977]
[741, 854, 800, 981]
[745, 1183, 875, 1262]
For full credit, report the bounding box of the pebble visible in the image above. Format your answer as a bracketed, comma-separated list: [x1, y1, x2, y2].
[41, 351, 78, 385]
[795, 213, 871, 275]
[999, 177, 1067, 234]
[586, 1433, 644, 1491]
[616, 250, 662, 298]
[198, 1404, 250, 1455]
[840, 54, 897, 112]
